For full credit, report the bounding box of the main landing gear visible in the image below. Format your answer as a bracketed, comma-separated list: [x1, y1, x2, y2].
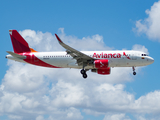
[81, 69, 87, 78]
[132, 66, 136, 75]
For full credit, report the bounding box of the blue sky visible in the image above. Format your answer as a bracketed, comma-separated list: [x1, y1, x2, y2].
[1, 0, 160, 120]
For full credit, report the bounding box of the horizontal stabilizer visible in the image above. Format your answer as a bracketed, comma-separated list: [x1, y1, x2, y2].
[6, 51, 26, 59]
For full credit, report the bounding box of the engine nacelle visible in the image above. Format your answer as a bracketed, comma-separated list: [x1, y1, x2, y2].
[94, 59, 109, 69]
[91, 67, 111, 75]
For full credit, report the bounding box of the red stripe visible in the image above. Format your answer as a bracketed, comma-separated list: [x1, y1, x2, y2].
[22, 53, 60, 68]
[123, 52, 131, 59]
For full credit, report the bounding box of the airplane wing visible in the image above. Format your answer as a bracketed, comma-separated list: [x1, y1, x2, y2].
[55, 34, 94, 66]
[6, 51, 26, 59]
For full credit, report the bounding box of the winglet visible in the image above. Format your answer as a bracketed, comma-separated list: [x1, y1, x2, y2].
[55, 34, 63, 43]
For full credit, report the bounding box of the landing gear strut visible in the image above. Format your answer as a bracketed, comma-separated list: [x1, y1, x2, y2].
[80, 69, 87, 78]
[81, 63, 88, 78]
[132, 66, 136, 75]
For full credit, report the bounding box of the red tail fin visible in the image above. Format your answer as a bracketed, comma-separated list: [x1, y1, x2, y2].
[9, 30, 31, 53]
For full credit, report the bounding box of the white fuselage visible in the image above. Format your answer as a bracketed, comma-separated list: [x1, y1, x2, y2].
[6, 50, 154, 69]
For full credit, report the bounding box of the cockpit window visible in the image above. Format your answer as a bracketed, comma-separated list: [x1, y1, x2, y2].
[141, 54, 148, 56]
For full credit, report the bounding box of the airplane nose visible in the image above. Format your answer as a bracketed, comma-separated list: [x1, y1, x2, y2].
[148, 57, 154, 64]
[151, 58, 154, 63]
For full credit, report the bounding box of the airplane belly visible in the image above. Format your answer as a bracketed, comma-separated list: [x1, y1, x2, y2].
[41, 58, 79, 68]
[115, 59, 146, 67]
[109, 58, 139, 67]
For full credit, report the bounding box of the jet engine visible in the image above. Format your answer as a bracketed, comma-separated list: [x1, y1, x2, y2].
[94, 59, 109, 69]
[91, 67, 111, 75]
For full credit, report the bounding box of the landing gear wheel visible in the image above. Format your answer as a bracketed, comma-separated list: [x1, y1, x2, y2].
[80, 69, 88, 78]
[133, 72, 136, 75]
[132, 67, 136, 76]
[80, 69, 86, 74]
[83, 73, 87, 78]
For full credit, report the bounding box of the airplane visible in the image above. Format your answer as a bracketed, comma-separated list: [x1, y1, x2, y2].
[6, 30, 154, 78]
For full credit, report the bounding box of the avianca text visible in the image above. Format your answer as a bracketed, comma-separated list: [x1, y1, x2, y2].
[93, 52, 121, 58]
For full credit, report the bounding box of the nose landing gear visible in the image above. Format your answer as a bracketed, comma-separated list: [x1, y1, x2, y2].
[133, 71, 136, 75]
[132, 66, 136, 75]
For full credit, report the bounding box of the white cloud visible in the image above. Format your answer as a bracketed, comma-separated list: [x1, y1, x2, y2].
[135, 0, 160, 42]
[50, 80, 88, 107]
[1, 29, 157, 120]
[19, 29, 61, 52]
[134, 90, 160, 114]
[36, 115, 44, 120]
[19, 28, 111, 52]
[8, 115, 23, 120]
[103, 113, 131, 120]
[132, 44, 149, 54]
[3, 60, 50, 94]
